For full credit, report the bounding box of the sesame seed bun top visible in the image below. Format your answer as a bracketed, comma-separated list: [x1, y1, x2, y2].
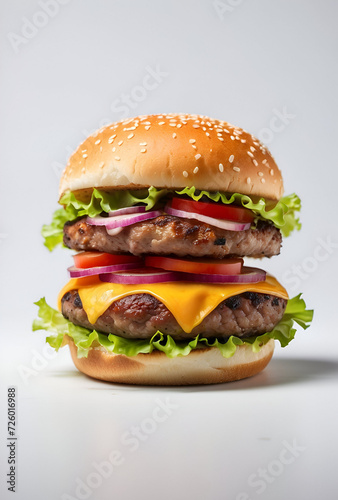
[59, 113, 284, 201]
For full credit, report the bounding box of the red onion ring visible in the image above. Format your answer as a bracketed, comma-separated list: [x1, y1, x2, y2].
[182, 267, 266, 283]
[68, 262, 141, 278]
[164, 204, 251, 231]
[99, 268, 182, 284]
[86, 210, 163, 232]
[98, 266, 266, 285]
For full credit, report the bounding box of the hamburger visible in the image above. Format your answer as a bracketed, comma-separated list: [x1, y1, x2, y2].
[33, 113, 313, 385]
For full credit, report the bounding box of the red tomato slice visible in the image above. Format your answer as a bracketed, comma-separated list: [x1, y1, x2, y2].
[73, 252, 142, 269]
[145, 256, 243, 275]
[170, 197, 254, 223]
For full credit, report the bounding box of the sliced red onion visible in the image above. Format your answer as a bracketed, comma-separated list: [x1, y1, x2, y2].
[68, 262, 140, 278]
[86, 216, 114, 226]
[182, 267, 266, 284]
[99, 268, 182, 284]
[108, 206, 146, 217]
[86, 210, 162, 233]
[105, 227, 123, 236]
[164, 205, 251, 231]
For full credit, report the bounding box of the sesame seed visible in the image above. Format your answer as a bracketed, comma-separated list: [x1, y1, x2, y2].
[241, 139, 246, 143]
[140, 148, 147, 153]
[219, 163, 224, 172]
[193, 124, 199, 128]
[246, 177, 251, 184]
[253, 159, 258, 166]
[176, 124, 182, 128]
[217, 132, 223, 137]
[139, 142, 147, 146]
[189, 139, 196, 144]
[169, 123, 176, 127]
[229, 155, 234, 163]
[108, 135, 116, 144]
[250, 146, 256, 152]
[258, 172, 264, 177]
[270, 169, 274, 176]
[145, 126, 151, 130]
[82, 154, 88, 158]
[158, 121, 165, 125]
[261, 178, 266, 183]
[247, 151, 254, 158]
[233, 166, 240, 172]
[118, 140, 123, 146]
[112, 147, 116, 152]
[127, 133, 134, 139]
[95, 139, 101, 145]
[230, 136, 235, 140]
[262, 159, 267, 164]
[223, 129, 229, 134]
[195, 153, 201, 160]
[115, 156, 121, 161]
[206, 132, 210, 137]
[193, 166, 199, 174]
[172, 133, 177, 138]
[218, 137, 224, 141]
[124, 126, 136, 131]
[183, 170, 188, 178]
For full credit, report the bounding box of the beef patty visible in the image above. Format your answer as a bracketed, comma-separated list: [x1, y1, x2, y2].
[61, 290, 286, 341]
[63, 215, 282, 258]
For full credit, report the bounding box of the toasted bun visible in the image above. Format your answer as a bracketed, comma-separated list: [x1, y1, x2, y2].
[59, 114, 283, 201]
[66, 337, 275, 386]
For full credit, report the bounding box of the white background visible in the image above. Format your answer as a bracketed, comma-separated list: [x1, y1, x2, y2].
[1, 1, 338, 499]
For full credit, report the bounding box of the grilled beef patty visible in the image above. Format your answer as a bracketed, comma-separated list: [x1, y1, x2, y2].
[63, 216, 282, 258]
[61, 290, 286, 341]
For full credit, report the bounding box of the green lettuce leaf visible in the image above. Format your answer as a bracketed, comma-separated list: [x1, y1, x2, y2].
[33, 294, 313, 359]
[42, 187, 301, 250]
[59, 186, 168, 218]
[41, 208, 71, 251]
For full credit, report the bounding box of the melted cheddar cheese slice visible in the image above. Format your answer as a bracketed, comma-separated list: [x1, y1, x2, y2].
[58, 275, 288, 334]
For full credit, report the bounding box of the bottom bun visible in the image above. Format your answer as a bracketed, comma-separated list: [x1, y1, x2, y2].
[66, 336, 275, 385]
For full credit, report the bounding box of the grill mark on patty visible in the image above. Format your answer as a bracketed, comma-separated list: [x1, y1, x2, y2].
[61, 290, 287, 341]
[243, 291, 263, 307]
[185, 225, 199, 236]
[224, 296, 241, 310]
[214, 237, 226, 246]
